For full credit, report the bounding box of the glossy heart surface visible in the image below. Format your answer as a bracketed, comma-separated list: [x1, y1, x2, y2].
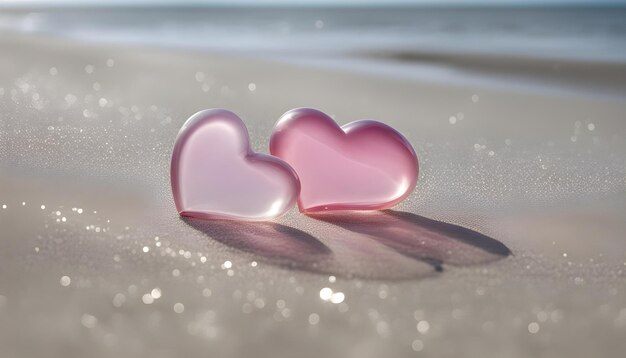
[270, 108, 418, 213]
[171, 109, 300, 221]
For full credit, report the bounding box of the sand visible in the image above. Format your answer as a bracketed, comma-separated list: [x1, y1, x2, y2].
[1, 32, 626, 357]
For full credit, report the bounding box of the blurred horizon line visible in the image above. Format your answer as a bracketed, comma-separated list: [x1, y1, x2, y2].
[1, 0, 626, 10]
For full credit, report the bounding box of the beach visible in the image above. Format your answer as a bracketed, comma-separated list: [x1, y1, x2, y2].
[1, 8, 626, 357]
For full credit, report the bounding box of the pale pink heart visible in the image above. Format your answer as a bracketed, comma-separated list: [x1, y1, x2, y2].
[270, 108, 418, 213]
[171, 109, 300, 221]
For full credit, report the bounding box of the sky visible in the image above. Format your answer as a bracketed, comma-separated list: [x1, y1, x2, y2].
[0, 0, 624, 5]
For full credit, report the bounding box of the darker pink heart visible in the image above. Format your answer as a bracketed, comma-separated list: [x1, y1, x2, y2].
[270, 108, 419, 213]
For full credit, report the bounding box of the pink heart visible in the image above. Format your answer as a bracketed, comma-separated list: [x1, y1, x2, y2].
[270, 108, 418, 213]
[171, 109, 300, 221]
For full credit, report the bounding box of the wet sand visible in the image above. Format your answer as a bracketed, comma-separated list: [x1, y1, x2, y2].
[1, 32, 626, 357]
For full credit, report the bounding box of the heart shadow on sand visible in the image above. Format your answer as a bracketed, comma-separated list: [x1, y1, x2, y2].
[309, 210, 511, 272]
[184, 210, 511, 281]
[183, 218, 333, 271]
